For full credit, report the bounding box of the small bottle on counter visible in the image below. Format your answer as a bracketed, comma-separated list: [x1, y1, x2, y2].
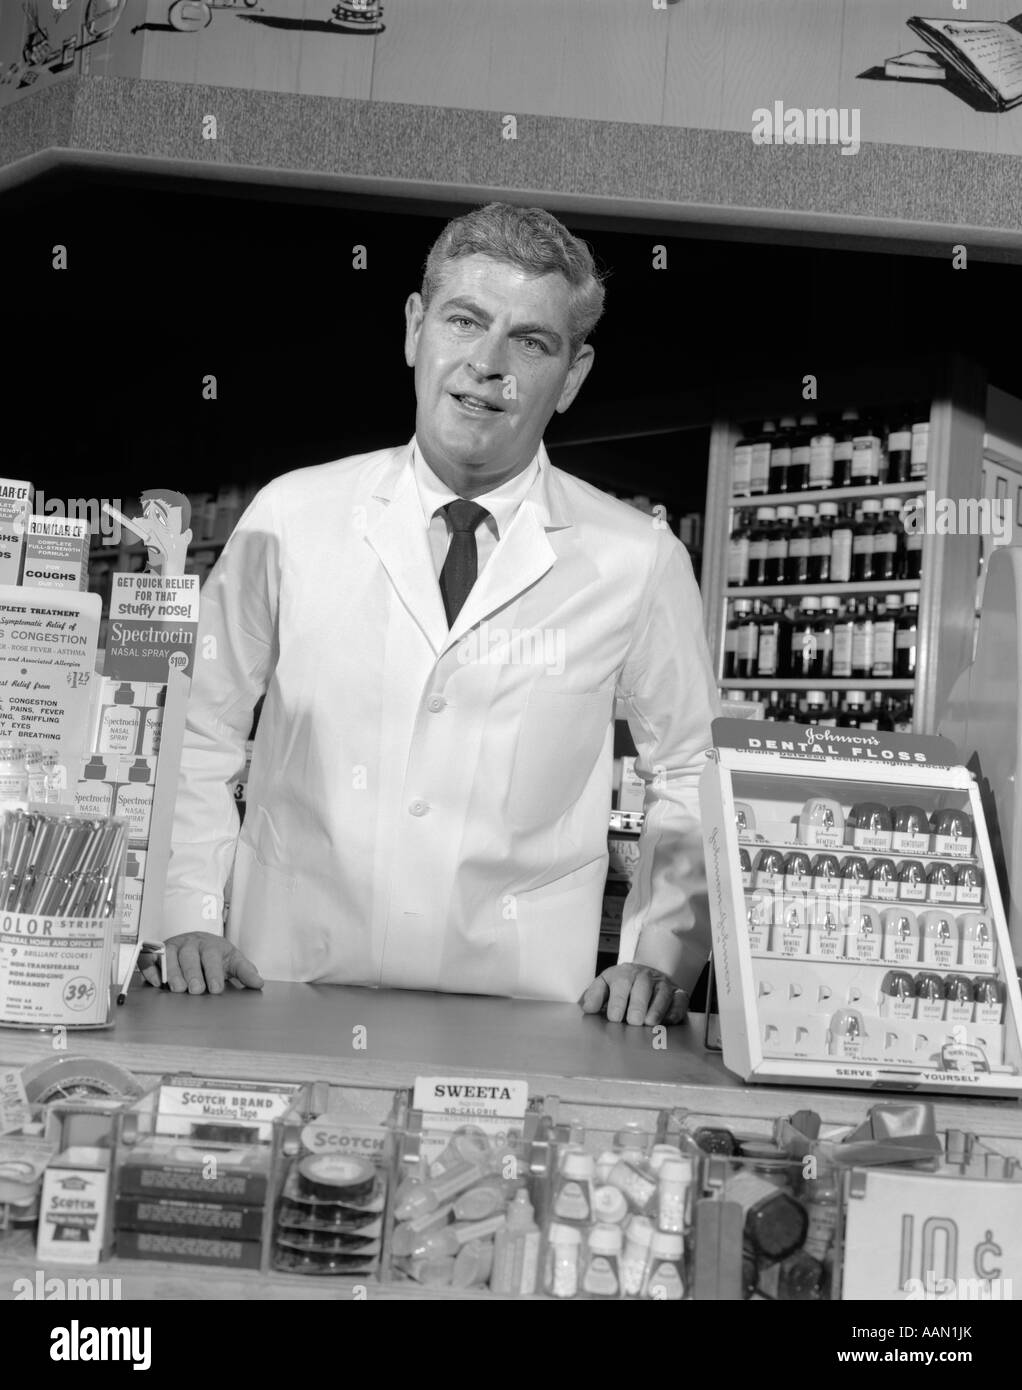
[490, 1188, 540, 1295]
[544, 1223, 582, 1298]
[581, 1224, 623, 1299]
[608, 1156, 658, 1216]
[644, 1232, 685, 1300]
[620, 1216, 655, 1298]
[656, 1157, 692, 1235]
[552, 1151, 595, 1225]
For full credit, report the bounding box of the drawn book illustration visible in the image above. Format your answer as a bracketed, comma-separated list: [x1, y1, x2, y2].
[906, 15, 1022, 109]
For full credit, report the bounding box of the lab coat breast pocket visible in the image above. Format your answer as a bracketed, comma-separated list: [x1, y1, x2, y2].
[507, 686, 614, 828]
[515, 855, 608, 1001]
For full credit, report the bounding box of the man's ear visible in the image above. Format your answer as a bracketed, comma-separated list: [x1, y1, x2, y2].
[405, 293, 426, 368]
[555, 345, 595, 414]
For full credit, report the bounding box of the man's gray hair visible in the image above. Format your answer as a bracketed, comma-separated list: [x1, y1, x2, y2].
[421, 202, 606, 358]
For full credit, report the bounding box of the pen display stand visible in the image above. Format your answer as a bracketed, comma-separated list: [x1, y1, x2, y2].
[0, 809, 127, 1030]
[700, 718, 1022, 1097]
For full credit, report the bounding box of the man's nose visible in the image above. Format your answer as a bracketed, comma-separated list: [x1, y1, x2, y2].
[467, 328, 509, 380]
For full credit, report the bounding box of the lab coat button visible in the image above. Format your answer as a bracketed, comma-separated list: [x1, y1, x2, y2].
[427, 695, 446, 713]
[408, 799, 430, 817]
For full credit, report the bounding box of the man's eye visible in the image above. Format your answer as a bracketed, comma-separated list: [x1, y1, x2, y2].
[449, 316, 476, 329]
[519, 338, 547, 354]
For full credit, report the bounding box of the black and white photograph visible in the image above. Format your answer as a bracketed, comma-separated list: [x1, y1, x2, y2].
[1, 0, 1022, 1354]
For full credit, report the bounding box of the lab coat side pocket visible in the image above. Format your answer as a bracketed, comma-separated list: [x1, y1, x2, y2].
[230, 819, 304, 981]
[514, 855, 608, 1002]
[507, 688, 613, 828]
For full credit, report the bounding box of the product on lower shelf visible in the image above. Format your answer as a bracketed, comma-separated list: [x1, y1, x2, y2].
[114, 1137, 272, 1269]
[271, 1152, 387, 1278]
[538, 1131, 693, 1299]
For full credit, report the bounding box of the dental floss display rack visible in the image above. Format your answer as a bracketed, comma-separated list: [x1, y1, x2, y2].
[699, 718, 1022, 1097]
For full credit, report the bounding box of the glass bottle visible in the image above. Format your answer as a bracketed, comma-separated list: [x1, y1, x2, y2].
[850, 597, 876, 681]
[791, 597, 822, 678]
[757, 599, 792, 680]
[830, 504, 854, 584]
[735, 599, 760, 680]
[769, 416, 797, 493]
[747, 506, 776, 586]
[814, 595, 840, 680]
[871, 595, 899, 679]
[750, 421, 774, 496]
[732, 428, 754, 497]
[788, 414, 815, 491]
[786, 503, 816, 584]
[765, 505, 796, 585]
[903, 501, 923, 579]
[850, 420, 882, 486]
[723, 600, 742, 678]
[808, 501, 837, 583]
[727, 509, 751, 587]
[895, 593, 918, 678]
[851, 498, 881, 582]
[910, 411, 930, 481]
[874, 499, 904, 581]
[833, 408, 859, 487]
[808, 421, 836, 490]
[837, 690, 869, 728]
[802, 690, 834, 726]
[831, 602, 854, 679]
[886, 411, 913, 485]
[870, 691, 893, 731]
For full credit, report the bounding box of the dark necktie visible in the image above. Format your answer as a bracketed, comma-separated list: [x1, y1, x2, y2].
[438, 498, 491, 626]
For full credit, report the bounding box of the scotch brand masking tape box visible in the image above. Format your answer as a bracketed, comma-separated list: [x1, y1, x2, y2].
[36, 1147, 112, 1265]
[700, 719, 1022, 1097]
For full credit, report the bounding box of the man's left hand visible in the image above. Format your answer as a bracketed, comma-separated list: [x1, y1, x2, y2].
[579, 963, 689, 1026]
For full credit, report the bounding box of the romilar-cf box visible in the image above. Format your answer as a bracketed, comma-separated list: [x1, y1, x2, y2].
[699, 718, 1022, 1097]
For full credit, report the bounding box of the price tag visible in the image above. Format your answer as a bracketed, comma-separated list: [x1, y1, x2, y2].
[842, 1167, 1022, 1300]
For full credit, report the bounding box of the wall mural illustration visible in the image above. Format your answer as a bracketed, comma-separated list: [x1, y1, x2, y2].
[0, 0, 383, 97]
[860, 13, 1022, 112]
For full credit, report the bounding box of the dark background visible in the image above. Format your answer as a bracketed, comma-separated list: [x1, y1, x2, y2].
[2, 169, 1019, 521]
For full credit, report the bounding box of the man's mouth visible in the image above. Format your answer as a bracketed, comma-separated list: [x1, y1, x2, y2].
[451, 392, 503, 414]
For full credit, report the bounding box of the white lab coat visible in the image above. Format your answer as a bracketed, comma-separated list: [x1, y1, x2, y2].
[164, 440, 719, 1000]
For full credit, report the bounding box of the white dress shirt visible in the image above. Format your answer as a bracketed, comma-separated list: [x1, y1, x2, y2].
[413, 442, 541, 579]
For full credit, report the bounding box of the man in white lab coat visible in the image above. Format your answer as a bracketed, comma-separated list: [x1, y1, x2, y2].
[153, 202, 719, 1025]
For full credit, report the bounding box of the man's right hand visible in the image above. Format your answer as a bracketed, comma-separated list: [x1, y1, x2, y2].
[141, 932, 264, 996]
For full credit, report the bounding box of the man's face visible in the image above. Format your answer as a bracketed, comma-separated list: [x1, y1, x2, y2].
[404, 253, 594, 494]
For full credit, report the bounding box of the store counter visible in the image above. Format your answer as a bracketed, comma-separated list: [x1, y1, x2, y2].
[2, 983, 1021, 1300]
[3, 981, 1022, 1134]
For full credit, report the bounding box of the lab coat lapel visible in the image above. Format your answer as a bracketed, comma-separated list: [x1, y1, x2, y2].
[364, 448, 449, 656]
[444, 454, 567, 650]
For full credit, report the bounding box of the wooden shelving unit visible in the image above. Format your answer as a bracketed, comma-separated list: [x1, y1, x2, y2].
[700, 356, 987, 734]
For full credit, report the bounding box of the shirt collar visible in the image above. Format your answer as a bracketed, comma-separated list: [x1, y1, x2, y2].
[412, 439, 541, 539]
